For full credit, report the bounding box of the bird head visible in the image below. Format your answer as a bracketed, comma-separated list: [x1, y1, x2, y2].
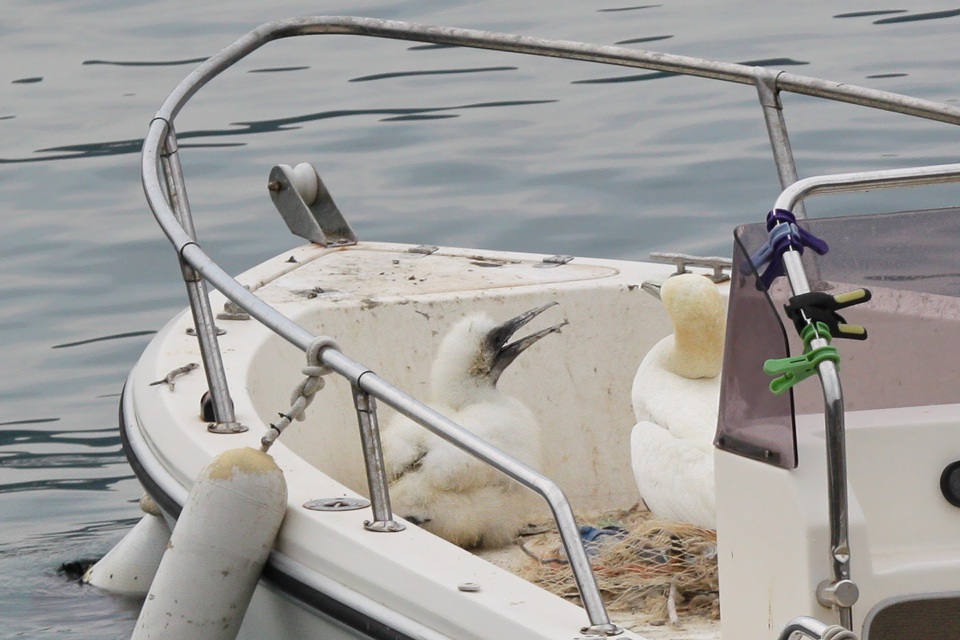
[644, 273, 726, 378]
[430, 302, 567, 403]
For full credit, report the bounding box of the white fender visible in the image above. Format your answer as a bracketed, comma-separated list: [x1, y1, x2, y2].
[83, 495, 171, 596]
[131, 447, 287, 640]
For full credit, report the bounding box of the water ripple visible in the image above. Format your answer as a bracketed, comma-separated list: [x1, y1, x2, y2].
[0, 101, 558, 164]
[0, 418, 60, 427]
[834, 10, 907, 19]
[0, 451, 122, 471]
[874, 8, 960, 24]
[1, 516, 140, 556]
[51, 330, 156, 350]
[407, 43, 460, 51]
[0, 475, 132, 494]
[598, 5, 661, 12]
[573, 57, 808, 84]
[82, 57, 208, 67]
[0, 427, 120, 449]
[230, 100, 558, 133]
[615, 35, 673, 45]
[248, 65, 310, 74]
[350, 66, 518, 82]
[381, 114, 460, 122]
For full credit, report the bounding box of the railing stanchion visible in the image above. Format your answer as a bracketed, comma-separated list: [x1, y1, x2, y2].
[755, 70, 807, 219]
[351, 380, 405, 532]
[160, 127, 244, 433]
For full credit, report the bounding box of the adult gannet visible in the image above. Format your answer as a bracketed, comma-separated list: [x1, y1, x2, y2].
[630, 273, 726, 529]
[381, 303, 566, 548]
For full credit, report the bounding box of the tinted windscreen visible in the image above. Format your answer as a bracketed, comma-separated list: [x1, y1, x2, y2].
[718, 207, 960, 470]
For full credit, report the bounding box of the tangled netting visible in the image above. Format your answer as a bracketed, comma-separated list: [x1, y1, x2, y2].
[517, 507, 720, 625]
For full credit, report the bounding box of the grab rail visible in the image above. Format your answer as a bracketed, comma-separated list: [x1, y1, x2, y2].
[771, 161, 960, 630]
[141, 16, 960, 635]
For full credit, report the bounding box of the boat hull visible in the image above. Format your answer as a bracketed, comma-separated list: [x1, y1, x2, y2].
[120, 241, 697, 639]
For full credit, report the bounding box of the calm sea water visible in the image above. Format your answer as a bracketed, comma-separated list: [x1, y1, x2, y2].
[2, 1, 959, 636]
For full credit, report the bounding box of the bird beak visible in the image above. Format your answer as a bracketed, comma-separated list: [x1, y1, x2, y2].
[641, 280, 662, 299]
[486, 302, 566, 384]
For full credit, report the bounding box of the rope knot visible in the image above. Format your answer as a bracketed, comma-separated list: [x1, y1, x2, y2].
[260, 335, 341, 451]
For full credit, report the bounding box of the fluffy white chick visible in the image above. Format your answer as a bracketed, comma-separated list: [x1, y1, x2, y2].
[381, 303, 565, 548]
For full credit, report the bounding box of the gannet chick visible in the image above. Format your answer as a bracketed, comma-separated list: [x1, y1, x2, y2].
[381, 303, 566, 548]
[630, 273, 726, 529]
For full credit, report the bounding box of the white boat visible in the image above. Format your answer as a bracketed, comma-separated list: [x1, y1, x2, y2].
[102, 16, 960, 640]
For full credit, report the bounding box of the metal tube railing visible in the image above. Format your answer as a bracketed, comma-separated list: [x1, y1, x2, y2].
[140, 16, 960, 636]
[780, 248, 855, 630]
[772, 162, 960, 630]
[775, 615, 857, 640]
[775, 164, 960, 211]
[350, 381, 405, 533]
[754, 70, 807, 219]
[159, 128, 239, 431]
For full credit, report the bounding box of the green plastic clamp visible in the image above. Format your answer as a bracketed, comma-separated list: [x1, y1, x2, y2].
[764, 322, 841, 395]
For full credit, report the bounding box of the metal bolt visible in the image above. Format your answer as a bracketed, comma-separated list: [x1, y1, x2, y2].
[303, 497, 370, 512]
[267, 180, 283, 192]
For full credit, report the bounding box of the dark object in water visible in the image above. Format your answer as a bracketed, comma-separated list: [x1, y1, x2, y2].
[58, 558, 100, 582]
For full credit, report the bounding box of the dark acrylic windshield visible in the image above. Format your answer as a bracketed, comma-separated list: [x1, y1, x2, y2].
[717, 207, 960, 470]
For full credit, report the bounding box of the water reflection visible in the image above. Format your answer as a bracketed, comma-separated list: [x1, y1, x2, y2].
[82, 57, 208, 67]
[874, 8, 960, 24]
[615, 35, 673, 45]
[597, 5, 661, 12]
[350, 66, 517, 82]
[0, 475, 131, 494]
[573, 57, 808, 85]
[0, 426, 124, 483]
[52, 330, 157, 350]
[0, 100, 557, 164]
[408, 43, 460, 50]
[834, 10, 907, 19]
[248, 65, 310, 73]
[381, 114, 460, 122]
[0, 418, 60, 427]
[28, 516, 141, 551]
[1, 451, 125, 472]
[231, 100, 557, 133]
[0, 426, 119, 449]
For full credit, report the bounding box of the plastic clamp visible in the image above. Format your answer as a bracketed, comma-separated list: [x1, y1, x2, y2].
[764, 324, 841, 395]
[784, 288, 871, 341]
[749, 209, 829, 289]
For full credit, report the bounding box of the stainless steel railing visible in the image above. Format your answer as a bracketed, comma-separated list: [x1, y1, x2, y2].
[772, 162, 960, 630]
[141, 16, 960, 635]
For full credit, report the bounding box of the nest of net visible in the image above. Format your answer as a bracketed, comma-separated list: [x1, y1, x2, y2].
[517, 507, 719, 625]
